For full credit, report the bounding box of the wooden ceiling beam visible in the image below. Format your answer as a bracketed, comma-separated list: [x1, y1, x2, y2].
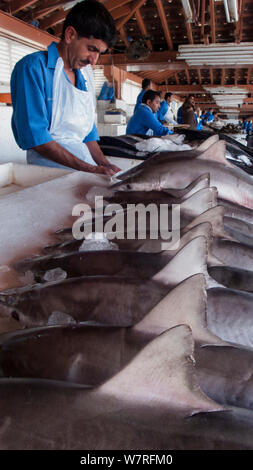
[234, 69, 239, 86]
[185, 68, 190, 85]
[197, 69, 202, 85]
[20, 0, 64, 21]
[39, 8, 66, 30]
[175, 73, 179, 85]
[154, 0, 173, 50]
[104, 0, 132, 11]
[247, 68, 252, 85]
[209, 68, 213, 85]
[119, 27, 129, 47]
[235, 0, 244, 43]
[5, 0, 37, 15]
[135, 8, 152, 50]
[116, 0, 146, 30]
[209, 0, 216, 43]
[201, 0, 206, 42]
[111, 5, 131, 20]
[0, 9, 57, 47]
[221, 68, 225, 85]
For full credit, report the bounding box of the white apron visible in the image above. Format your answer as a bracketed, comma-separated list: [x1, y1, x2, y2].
[27, 57, 96, 167]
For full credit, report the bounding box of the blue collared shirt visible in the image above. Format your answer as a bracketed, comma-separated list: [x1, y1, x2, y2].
[134, 89, 146, 114]
[11, 41, 99, 150]
[127, 104, 173, 136]
[157, 100, 168, 122]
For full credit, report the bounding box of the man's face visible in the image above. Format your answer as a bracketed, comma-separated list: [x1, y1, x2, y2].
[147, 96, 161, 113]
[189, 96, 195, 105]
[166, 96, 172, 104]
[65, 26, 108, 68]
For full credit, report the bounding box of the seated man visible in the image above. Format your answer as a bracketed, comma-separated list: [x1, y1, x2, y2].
[127, 90, 173, 137]
[11, 0, 119, 175]
[134, 78, 151, 114]
[157, 92, 177, 125]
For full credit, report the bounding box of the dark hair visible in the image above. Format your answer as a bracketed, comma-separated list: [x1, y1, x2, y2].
[164, 92, 172, 100]
[142, 78, 151, 89]
[142, 90, 161, 104]
[61, 0, 117, 48]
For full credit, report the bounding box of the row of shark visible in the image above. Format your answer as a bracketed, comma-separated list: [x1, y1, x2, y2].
[0, 133, 253, 449]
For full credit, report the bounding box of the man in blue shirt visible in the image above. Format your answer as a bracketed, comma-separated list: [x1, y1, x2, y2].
[157, 92, 177, 125]
[127, 90, 173, 137]
[11, 0, 119, 175]
[134, 78, 151, 114]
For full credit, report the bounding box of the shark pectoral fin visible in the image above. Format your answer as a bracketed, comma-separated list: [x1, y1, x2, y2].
[100, 325, 225, 417]
[135, 273, 223, 345]
[152, 236, 209, 287]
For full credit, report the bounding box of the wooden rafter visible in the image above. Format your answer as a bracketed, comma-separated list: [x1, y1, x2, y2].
[201, 0, 206, 42]
[197, 69, 202, 85]
[119, 27, 129, 47]
[154, 0, 173, 50]
[234, 68, 239, 86]
[181, 5, 193, 44]
[112, 4, 131, 20]
[135, 8, 152, 50]
[175, 73, 179, 85]
[0, 9, 57, 47]
[221, 68, 225, 86]
[185, 68, 190, 84]
[209, 68, 213, 85]
[39, 8, 66, 30]
[209, 0, 216, 43]
[235, 0, 244, 43]
[104, 0, 132, 11]
[5, 0, 37, 15]
[21, 0, 66, 21]
[247, 68, 252, 85]
[116, 0, 146, 30]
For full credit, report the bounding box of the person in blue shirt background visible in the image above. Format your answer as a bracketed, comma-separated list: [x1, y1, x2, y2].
[157, 92, 177, 125]
[127, 90, 173, 137]
[11, 0, 119, 175]
[201, 108, 214, 124]
[97, 80, 114, 101]
[134, 78, 151, 114]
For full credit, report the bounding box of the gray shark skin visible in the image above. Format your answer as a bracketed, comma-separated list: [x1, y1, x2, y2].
[208, 265, 253, 293]
[2, 316, 253, 413]
[1, 326, 253, 451]
[207, 288, 253, 348]
[218, 199, 253, 225]
[115, 159, 253, 210]
[13, 223, 219, 281]
[211, 239, 253, 271]
[0, 236, 217, 327]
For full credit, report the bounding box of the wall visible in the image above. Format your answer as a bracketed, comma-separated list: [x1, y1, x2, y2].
[0, 105, 26, 164]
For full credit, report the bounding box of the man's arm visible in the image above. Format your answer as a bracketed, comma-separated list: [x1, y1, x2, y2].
[143, 108, 173, 136]
[85, 140, 121, 174]
[34, 141, 110, 174]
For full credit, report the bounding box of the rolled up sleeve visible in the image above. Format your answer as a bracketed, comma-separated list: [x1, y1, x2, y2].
[11, 58, 53, 150]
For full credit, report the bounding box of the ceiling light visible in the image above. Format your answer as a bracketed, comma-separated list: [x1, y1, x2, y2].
[177, 42, 253, 66]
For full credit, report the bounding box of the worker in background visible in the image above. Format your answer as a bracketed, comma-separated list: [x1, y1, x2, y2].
[11, 1, 120, 175]
[127, 90, 173, 136]
[181, 95, 198, 129]
[97, 80, 114, 101]
[134, 78, 151, 113]
[201, 108, 214, 124]
[157, 92, 177, 125]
